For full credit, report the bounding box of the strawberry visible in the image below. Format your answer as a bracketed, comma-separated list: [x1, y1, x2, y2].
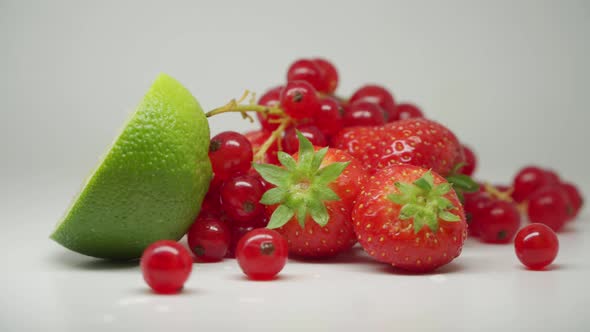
[253, 132, 368, 258]
[352, 165, 467, 272]
[244, 130, 279, 164]
[331, 118, 463, 176]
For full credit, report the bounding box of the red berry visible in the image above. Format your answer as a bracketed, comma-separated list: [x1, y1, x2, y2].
[236, 228, 288, 280]
[559, 182, 583, 219]
[478, 200, 521, 243]
[280, 81, 320, 120]
[544, 169, 560, 184]
[199, 184, 222, 218]
[282, 125, 327, 154]
[226, 225, 255, 258]
[287, 59, 324, 92]
[140, 240, 193, 294]
[514, 223, 559, 270]
[312, 58, 339, 93]
[209, 131, 253, 180]
[257, 86, 283, 131]
[463, 191, 493, 236]
[220, 175, 265, 224]
[349, 85, 396, 122]
[527, 186, 572, 231]
[460, 145, 477, 176]
[244, 130, 279, 165]
[187, 217, 231, 262]
[396, 103, 424, 121]
[343, 100, 386, 127]
[511, 166, 551, 202]
[314, 97, 344, 136]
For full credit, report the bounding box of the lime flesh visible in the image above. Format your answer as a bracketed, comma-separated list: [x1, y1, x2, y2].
[51, 74, 212, 259]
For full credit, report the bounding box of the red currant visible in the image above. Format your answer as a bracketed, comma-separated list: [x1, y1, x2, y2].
[187, 216, 231, 262]
[349, 85, 396, 122]
[559, 182, 583, 219]
[527, 186, 572, 231]
[282, 125, 327, 154]
[236, 228, 288, 280]
[312, 58, 339, 94]
[220, 175, 265, 224]
[514, 223, 559, 270]
[511, 166, 551, 202]
[460, 145, 477, 176]
[280, 81, 320, 120]
[287, 59, 324, 92]
[140, 240, 193, 294]
[343, 100, 386, 127]
[209, 131, 253, 181]
[244, 130, 279, 165]
[395, 103, 424, 121]
[544, 169, 560, 184]
[256, 86, 283, 132]
[226, 225, 255, 258]
[313, 97, 344, 136]
[199, 184, 222, 218]
[463, 192, 493, 236]
[478, 200, 521, 243]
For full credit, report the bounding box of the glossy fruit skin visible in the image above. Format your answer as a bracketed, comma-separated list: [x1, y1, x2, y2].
[140, 240, 193, 294]
[352, 165, 467, 272]
[463, 192, 493, 236]
[314, 97, 344, 136]
[187, 217, 231, 262]
[236, 228, 288, 280]
[257, 86, 283, 132]
[226, 225, 255, 258]
[514, 223, 559, 270]
[511, 166, 551, 203]
[287, 59, 324, 92]
[343, 100, 386, 127]
[460, 145, 477, 176]
[331, 118, 463, 176]
[312, 58, 339, 94]
[560, 182, 583, 219]
[209, 131, 253, 181]
[396, 103, 424, 121]
[244, 130, 279, 165]
[478, 200, 521, 243]
[527, 186, 572, 232]
[544, 169, 560, 185]
[280, 81, 320, 120]
[350, 85, 397, 122]
[220, 175, 265, 224]
[282, 125, 327, 154]
[269, 148, 368, 257]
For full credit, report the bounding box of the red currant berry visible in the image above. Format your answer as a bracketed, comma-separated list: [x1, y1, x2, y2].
[514, 223, 559, 270]
[256, 86, 283, 132]
[313, 97, 344, 136]
[395, 103, 424, 121]
[460, 145, 477, 176]
[244, 130, 279, 165]
[287, 59, 324, 92]
[199, 185, 222, 218]
[527, 186, 573, 231]
[478, 200, 521, 243]
[187, 217, 231, 262]
[349, 85, 396, 122]
[209, 131, 253, 181]
[312, 58, 339, 94]
[511, 166, 551, 202]
[282, 125, 327, 154]
[559, 182, 583, 219]
[220, 175, 265, 223]
[343, 100, 386, 127]
[544, 169, 560, 184]
[226, 226, 255, 258]
[236, 228, 288, 280]
[140, 240, 193, 294]
[280, 81, 320, 120]
[463, 192, 493, 236]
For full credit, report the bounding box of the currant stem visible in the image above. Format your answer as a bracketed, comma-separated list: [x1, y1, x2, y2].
[253, 119, 291, 163]
[484, 183, 514, 202]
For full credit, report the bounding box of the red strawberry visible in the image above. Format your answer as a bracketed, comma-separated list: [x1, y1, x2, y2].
[331, 118, 463, 176]
[244, 130, 279, 164]
[253, 132, 368, 258]
[353, 165, 467, 272]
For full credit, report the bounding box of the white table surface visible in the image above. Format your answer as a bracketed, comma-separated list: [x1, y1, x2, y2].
[2, 191, 588, 332]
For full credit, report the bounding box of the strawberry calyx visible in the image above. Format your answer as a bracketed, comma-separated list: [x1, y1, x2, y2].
[387, 170, 461, 233]
[253, 131, 349, 229]
[446, 163, 480, 202]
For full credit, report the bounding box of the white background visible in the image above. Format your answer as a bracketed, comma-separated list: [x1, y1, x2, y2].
[1, 1, 589, 331]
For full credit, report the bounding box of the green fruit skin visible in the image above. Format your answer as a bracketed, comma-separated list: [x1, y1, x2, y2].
[51, 74, 212, 259]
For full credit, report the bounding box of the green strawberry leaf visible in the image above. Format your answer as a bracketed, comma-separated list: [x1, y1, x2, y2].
[252, 163, 290, 186]
[260, 187, 287, 205]
[277, 151, 297, 171]
[267, 205, 294, 229]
